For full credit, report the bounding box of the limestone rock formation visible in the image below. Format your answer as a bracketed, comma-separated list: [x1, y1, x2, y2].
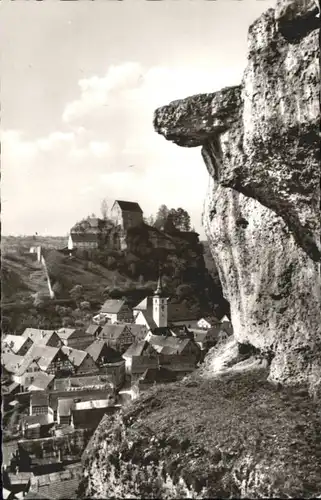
[154, 0, 321, 389]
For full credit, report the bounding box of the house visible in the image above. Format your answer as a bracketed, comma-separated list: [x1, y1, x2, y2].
[110, 200, 143, 231]
[148, 335, 200, 359]
[136, 367, 178, 392]
[61, 346, 97, 374]
[25, 466, 82, 500]
[29, 392, 54, 421]
[193, 327, 222, 351]
[127, 324, 148, 341]
[15, 345, 74, 387]
[27, 372, 55, 392]
[103, 360, 126, 389]
[71, 399, 120, 430]
[86, 340, 121, 366]
[98, 299, 133, 324]
[57, 398, 75, 426]
[57, 328, 95, 348]
[85, 324, 102, 338]
[22, 414, 54, 440]
[68, 232, 99, 251]
[22, 329, 61, 348]
[131, 356, 160, 382]
[98, 324, 135, 353]
[2, 335, 33, 356]
[2, 353, 25, 378]
[197, 316, 220, 330]
[122, 340, 159, 374]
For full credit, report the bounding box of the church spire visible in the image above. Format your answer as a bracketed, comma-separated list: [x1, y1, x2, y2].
[154, 264, 164, 296]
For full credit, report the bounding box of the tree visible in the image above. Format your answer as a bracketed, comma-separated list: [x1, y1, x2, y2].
[168, 208, 191, 231]
[101, 198, 109, 220]
[70, 285, 84, 304]
[154, 204, 170, 229]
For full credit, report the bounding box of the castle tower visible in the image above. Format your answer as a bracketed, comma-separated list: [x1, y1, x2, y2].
[153, 273, 168, 328]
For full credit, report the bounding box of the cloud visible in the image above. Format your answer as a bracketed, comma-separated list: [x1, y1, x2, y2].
[3, 61, 243, 236]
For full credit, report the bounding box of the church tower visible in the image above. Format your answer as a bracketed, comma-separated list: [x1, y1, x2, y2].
[153, 274, 168, 328]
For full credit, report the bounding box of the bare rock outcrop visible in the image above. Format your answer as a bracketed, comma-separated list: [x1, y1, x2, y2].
[154, 0, 321, 389]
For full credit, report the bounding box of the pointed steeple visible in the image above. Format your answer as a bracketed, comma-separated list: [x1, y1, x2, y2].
[154, 275, 163, 296]
[154, 264, 164, 296]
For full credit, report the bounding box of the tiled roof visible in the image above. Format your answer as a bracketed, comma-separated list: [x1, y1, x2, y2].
[100, 299, 126, 314]
[123, 340, 157, 358]
[85, 324, 101, 336]
[138, 311, 157, 330]
[54, 374, 113, 391]
[27, 372, 55, 391]
[74, 399, 111, 410]
[99, 324, 129, 339]
[61, 346, 87, 367]
[2, 381, 20, 394]
[2, 353, 25, 373]
[2, 334, 31, 354]
[23, 345, 60, 373]
[57, 328, 77, 340]
[148, 335, 190, 354]
[127, 324, 147, 340]
[86, 340, 120, 363]
[113, 200, 143, 213]
[22, 329, 57, 345]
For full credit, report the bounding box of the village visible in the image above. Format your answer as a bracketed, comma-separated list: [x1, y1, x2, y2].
[2, 200, 233, 500]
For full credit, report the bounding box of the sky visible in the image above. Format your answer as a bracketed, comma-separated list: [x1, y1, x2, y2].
[1, 0, 275, 238]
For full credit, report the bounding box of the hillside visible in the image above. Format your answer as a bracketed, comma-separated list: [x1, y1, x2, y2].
[1, 226, 228, 334]
[80, 360, 321, 499]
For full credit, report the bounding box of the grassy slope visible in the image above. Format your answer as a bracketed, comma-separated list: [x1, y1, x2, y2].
[81, 368, 321, 499]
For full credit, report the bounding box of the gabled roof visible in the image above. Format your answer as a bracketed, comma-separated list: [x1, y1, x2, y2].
[148, 335, 191, 354]
[221, 315, 231, 323]
[86, 340, 120, 363]
[27, 372, 55, 391]
[22, 345, 61, 373]
[57, 328, 77, 340]
[99, 324, 130, 339]
[136, 310, 157, 330]
[61, 346, 88, 367]
[100, 299, 126, 314]
[123, 340, 158, 359]
[2, 353, 25, 374]
[85, 324, 102, 336]
[127, 324, 147, 340]
[2, 334, 32, 354]
[22, 328, 59, 346]
[113, 200, 143, 213]
[133, 296, 153, 311]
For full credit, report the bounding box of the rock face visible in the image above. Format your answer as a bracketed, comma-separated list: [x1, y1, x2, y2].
[154, 0, 321, 389]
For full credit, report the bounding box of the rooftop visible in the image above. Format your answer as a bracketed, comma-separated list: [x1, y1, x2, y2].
[123, 340, 158, 358]
[2, 334, 31, 354]
[85, 324, 102, 336]
[99, 324, 130, 339]
[100, 299, 126, 314]
[86, 339, 121, 363]
[22, 329, 58, 345]
[61, 346, 87, 367]
[27, 372, 55, 391]
[74, 399, 111, 410]
[113, 200, 143, 213]
[70, 233, 99, 243]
